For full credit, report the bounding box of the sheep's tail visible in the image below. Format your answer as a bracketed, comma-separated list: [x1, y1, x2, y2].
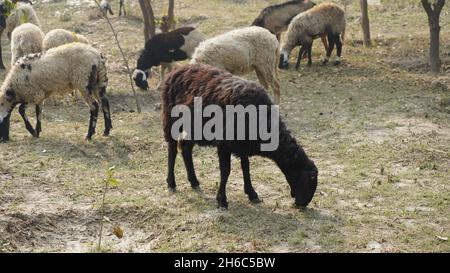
[97, 54, 109, 90]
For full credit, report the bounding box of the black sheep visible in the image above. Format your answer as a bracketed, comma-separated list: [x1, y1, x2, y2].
[162, 64, 318, 209]
[133, 27, 205, 91]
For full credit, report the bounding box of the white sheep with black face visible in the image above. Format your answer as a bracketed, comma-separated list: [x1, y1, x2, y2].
[190, 26, 281, 104]
[0, 43, 112, 142]
[133, 27, 205, 91]
[10, 22, 44, 65]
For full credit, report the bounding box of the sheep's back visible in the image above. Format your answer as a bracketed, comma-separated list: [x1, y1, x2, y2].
[256, 0, 315, 34]
[43, 29, 89, 51]
[288, 3, 345, 41]
[11, 23, 44, 63]
[191, 27, 277, 75]
[162, 64, 273, 151]
[8, 43, 103, 102]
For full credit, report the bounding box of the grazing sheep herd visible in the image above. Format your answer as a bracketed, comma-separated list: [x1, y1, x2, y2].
[0, 0, 349, 209]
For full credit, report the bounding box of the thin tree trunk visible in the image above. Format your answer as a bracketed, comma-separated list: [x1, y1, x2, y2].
[360, 0, 371, 47]
[168, 0, 175, 29]
[422, 0, 445, 74]
[139, 0, 156, 42]
[161, 0, 175, 33]
[429, 18, 441, 73]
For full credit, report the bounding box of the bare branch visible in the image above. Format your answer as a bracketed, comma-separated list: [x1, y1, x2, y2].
[93, 0, 142, 113]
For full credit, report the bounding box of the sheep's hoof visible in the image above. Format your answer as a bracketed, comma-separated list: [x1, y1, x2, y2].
[249, 196, 262, 204]
[103, 131, 110, 137]
[295, 204, 308, 212]
[334, 61, 342, 66]
[191, 184, 201, 191]
[322, 60, 329, 65]
[217, 199, 228, 210]
[168, 186, 177, 193]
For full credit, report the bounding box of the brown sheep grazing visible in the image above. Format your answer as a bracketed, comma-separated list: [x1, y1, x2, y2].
[162, 64, 318, 209]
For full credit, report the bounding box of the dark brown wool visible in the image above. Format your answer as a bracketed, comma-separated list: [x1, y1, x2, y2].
[161, 64, 318, 209]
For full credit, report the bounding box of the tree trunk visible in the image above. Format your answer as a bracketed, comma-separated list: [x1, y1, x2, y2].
[360, 0, 371, 47]
[161, 0, 175, 33]
[422, 0, 445, 74]
[139, 0, 156, 42]
[429, 17, 441, 73]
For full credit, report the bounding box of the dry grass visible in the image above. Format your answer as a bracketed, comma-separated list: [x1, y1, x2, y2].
[0, 0, 449, 252]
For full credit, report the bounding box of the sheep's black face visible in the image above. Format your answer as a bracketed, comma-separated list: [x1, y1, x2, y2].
[133, 69, 150, 90]
[287, 159, 318, 208]
[279, 54, 289, 70]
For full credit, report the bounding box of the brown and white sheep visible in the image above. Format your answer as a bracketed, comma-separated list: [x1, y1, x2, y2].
[279, 2, 346, 69]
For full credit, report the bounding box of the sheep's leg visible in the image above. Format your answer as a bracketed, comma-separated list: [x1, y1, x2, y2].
[0, 35, 5, 70]
[217, 146, 231, 209]
[181, 141, 200, 190]
[334, 34, 343, 65]
[35, 104, 42, 138]
[323, 33, 336, 65]
[256, 68, 280, 104]
[86, 101, 99, 140]
[99, 87, 112, 136]
[307, 43, 313, 67]
[167, 140, 178, 191]
[276, 34, 281, 42]
[0, 114, 11, 142]
[18, 104, 38, 137]
[240, 156, 261, 204]
[255, 69, 269, 90]
[119, 0, 126, 16]
[321, 34, 329, 52]
[295, 45, 307, 70]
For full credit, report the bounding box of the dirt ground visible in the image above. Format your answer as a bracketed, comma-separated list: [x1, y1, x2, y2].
[0, 0, 449, 252]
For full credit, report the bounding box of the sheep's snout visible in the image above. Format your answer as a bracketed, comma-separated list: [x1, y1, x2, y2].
[294, 163, 318, 208]
[132, 69, 149, 90]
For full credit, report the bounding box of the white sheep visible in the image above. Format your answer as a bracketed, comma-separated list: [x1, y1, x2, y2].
[0, 1, 40, 69]
[43, 29, 89, 51]
[10, 22, 44, 65]
[4, 2, 40, 39]
[0, 43, 112, 142]
[279, 2, 346, 69]
[190, 26, 281, 104]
